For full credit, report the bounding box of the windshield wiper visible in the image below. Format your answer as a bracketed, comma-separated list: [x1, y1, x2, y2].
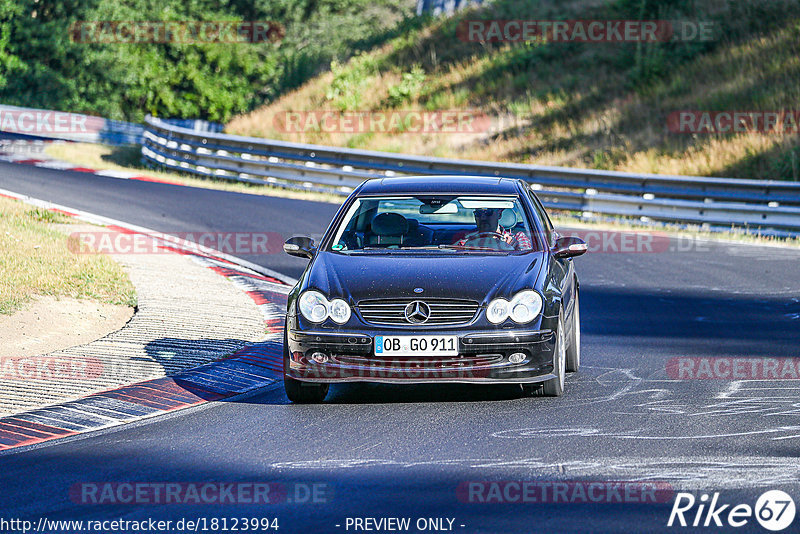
[438, 244, 510, 253]
[346, 247, 406, 254]
[349, 246, 457, 253]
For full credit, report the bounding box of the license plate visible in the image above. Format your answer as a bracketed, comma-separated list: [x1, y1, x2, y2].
[374, 335, 458, 356]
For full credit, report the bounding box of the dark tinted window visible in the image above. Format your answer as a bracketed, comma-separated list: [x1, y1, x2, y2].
[328, 195, 538, 253]
[526, 186, 555, 247]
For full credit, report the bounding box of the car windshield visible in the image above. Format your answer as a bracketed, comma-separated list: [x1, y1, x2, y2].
[328, 195, 538, 253]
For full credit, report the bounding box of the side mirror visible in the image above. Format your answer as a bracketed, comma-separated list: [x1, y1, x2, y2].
[284, 236, 316, 259]
[553, 236, 588, 259]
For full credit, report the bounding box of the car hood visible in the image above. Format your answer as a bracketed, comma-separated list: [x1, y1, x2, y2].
[305, 251, 545, 304]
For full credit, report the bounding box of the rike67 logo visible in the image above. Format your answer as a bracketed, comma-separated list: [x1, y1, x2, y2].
[668, 490, 796, 531]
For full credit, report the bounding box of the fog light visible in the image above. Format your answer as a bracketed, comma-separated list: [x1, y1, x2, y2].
[311, 352, 328, 364]
[508, 352, 525, 364]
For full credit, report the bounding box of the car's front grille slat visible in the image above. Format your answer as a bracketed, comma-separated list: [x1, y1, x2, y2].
[357, 298, 480, 326]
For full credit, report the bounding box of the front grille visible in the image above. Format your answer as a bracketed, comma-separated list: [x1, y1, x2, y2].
[357, 298, 480, 326]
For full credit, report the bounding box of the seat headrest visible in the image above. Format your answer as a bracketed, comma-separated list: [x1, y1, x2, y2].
[499, 208, 518, 228]
[371, 213, 409, 236]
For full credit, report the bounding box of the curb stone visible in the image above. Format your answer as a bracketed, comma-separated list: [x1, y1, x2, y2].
[0, 189, 294, 453]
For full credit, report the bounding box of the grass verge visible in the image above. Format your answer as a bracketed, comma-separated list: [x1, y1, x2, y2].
[0, 195, 137, 315]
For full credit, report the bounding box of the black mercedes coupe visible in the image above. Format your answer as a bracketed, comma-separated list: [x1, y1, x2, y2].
[282, 176, 587, 402]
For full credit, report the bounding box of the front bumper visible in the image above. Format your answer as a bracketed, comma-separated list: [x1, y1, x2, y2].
[285, 327, 557, 384]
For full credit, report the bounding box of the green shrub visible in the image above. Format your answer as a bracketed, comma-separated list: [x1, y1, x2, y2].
[386, 66, 426, 107]
[0, 0, 415, 121]
[325, 54, 378, 111]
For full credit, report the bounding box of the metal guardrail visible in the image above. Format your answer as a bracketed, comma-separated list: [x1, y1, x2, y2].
[0, 105, 223, 146]
[0, 104, 144, 145]
[141, 115, 800, 234]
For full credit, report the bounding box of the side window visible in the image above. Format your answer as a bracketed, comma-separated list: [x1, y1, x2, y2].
[526, 186, 554, 247]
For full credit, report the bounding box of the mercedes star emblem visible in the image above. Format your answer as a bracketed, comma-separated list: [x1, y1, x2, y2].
[404, 301, 430, 324]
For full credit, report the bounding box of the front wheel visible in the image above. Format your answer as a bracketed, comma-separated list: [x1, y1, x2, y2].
[284, 376, 329, 403]
[540, 313, 566, 397]
[283, 329, 329, 403]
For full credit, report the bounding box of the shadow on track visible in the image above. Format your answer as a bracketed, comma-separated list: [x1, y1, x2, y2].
[582, 286, 800, 341]
[140, 285, 800, 405]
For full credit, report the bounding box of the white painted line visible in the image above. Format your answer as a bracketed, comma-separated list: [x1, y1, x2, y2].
[716, 381, 742, 399]
[0, 154, 41, 162]
[95, 169, 139, 179]
[33, 161, 78, 170]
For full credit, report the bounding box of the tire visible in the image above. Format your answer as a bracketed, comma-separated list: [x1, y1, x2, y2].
[284, 376, 329, 403]
[565, 291, 581, 373]
[541, 313, 566, 397]
[283, 329, 329, 403]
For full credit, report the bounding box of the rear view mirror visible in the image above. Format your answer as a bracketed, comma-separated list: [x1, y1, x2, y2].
[419, 203, 457, 214]
[553, 236, 588, 259]
[284, 236, 316, 259]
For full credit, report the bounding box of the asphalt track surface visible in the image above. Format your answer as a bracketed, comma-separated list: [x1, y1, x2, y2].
[2, 161, 800, 533]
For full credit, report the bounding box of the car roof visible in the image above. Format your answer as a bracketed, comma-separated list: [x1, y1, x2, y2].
[356, 175, 522, 196]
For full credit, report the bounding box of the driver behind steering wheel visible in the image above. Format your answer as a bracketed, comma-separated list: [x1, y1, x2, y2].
[455, 208, 533, 250]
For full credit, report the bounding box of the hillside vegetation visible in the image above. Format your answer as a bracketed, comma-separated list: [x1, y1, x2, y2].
[0, 0, 414, 122]
[228, 0, 800, 181]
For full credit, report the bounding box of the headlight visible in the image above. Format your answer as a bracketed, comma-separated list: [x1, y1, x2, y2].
[509, 290, 543, 324]
[487, 291, 542, 324]
[486, 298, 510, 324]
[299, 291, 330, 323]
[298, 291, 352, 324]
[328, 298, 352, 324]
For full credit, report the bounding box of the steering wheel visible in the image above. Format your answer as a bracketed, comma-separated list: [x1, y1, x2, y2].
[462, 231, 515, 250]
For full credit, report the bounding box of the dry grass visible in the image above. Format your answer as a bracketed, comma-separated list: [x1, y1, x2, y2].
[227, 0, 800, 181]
[0, 196, 137, 315]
